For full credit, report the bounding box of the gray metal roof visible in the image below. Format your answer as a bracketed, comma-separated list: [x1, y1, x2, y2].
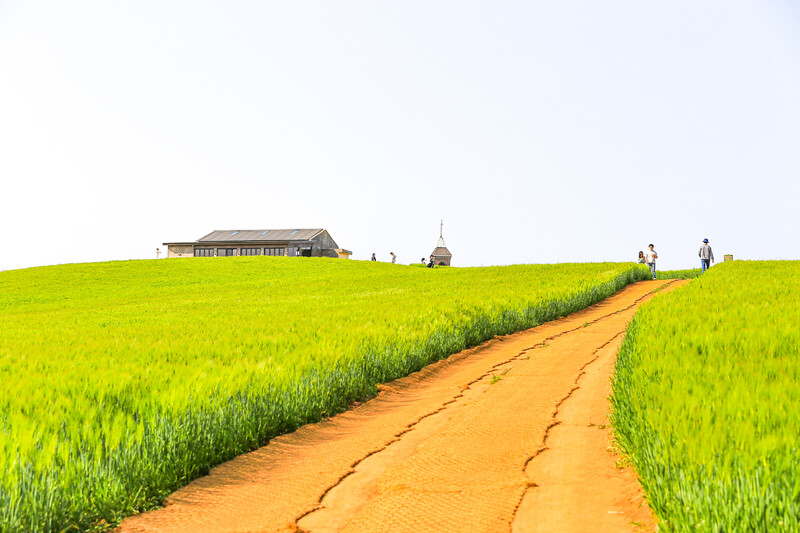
[197, 229, 325, 242]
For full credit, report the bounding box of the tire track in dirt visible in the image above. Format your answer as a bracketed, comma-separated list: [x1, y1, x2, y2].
[117, 280, 684, 533]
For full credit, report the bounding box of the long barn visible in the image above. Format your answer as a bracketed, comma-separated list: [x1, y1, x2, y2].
[163, 229, 352, 258]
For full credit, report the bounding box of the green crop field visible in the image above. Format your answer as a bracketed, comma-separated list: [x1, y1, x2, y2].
[611, 261, 800, 532]
[0, 258, 650, 532]
[655, 268, 702, 280]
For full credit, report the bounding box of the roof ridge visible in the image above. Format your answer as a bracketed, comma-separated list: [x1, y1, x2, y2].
[209, 228, 324, 232]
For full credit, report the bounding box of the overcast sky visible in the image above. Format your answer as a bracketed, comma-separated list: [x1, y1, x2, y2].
[1, 1, 798, 272]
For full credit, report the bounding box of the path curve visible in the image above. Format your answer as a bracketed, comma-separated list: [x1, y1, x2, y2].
[118, 280, 686, 533]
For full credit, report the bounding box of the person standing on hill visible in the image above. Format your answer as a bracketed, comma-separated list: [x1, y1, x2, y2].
[699, 238, 715, 273]
[390, 252, 397, 264]
[644, 244, 658, 279]
[371, 253, 377, 261]
[638, 251, 646, 264]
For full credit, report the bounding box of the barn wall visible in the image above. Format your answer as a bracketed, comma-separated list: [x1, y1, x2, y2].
[311, 231, 340, 258]
[168, 245, 195, 258]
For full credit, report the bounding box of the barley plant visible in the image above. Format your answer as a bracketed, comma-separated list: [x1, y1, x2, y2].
[611, 260, 800, 532]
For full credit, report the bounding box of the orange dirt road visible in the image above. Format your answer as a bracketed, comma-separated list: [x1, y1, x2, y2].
[117, 280, 687, 533]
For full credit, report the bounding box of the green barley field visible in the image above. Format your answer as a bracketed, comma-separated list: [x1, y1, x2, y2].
[0, 258, 650, 532]
[611, 261, 800, 532]
[655, 268, 703, 280]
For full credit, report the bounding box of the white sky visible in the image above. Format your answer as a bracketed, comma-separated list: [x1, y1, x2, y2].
[1, 1, 798, 271]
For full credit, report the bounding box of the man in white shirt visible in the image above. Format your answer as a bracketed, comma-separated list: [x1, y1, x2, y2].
[644, 244, 658, 279]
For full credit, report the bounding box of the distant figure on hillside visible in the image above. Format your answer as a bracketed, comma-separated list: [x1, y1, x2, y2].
[427, 256, 434, 268]
[637, 251, 646, 264]
[699, 238, 715, 273]
[371, 253, 377, 261]
[421, 257, 426, 265]
[644, 244, 658, 279]
[390, 252, 397, 264]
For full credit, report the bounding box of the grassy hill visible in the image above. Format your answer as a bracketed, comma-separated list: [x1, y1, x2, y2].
[0, 257, 650, 531]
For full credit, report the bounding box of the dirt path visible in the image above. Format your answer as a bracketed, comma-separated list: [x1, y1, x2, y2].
[118, 280, 687, 533]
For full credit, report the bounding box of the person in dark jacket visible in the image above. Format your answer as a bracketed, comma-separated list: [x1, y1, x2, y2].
[371, 253, 377, 261]
[427, 256, 434, 268]
[699, 238, 715, 273]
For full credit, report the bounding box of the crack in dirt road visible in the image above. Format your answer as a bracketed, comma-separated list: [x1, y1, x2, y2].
[513, 281, 689, 533]
[117, 280, 685, 533]
[510, 331, 626, 531]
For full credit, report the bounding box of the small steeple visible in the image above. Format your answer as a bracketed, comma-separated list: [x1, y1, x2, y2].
[437, 219, 447, 248]
[431, 219, 452, 266]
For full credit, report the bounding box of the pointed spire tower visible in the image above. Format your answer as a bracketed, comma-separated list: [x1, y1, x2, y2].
[431, 219, 453, 266]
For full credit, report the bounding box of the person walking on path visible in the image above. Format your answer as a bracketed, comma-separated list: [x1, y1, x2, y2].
[699, 238, 715, 273]
[371, 253, 377, 261]
[390, 252, 397, 264]
[644, 244, 658, 279]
